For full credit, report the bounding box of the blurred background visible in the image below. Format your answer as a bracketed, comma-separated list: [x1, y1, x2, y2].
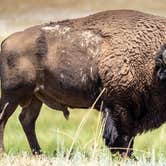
[1, 0, 166, 40]
[1, 0, 166, 157]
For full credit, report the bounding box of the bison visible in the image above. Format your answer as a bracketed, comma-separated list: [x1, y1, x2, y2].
[1, 9, 166, 157]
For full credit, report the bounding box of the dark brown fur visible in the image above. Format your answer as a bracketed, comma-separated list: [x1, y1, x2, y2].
[1, 10, 166, 157]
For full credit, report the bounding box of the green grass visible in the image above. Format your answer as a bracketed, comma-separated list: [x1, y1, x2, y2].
[3, 104, 166, 159]
[4, 106, 103, 155]
[2, 105, 166, 165]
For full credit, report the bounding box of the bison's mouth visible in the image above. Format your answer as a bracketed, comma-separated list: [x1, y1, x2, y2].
[104, 135, 133, 156]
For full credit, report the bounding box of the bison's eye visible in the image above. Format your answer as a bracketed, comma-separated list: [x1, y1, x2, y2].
[156, 58, 162, 68]
[162, 50, 166, 64]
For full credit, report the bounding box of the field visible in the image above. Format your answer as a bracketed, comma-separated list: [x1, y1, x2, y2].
[1, 0, 166, 165]
[1, 105, 166, 165]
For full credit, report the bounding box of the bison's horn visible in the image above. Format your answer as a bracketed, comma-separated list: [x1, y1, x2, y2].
[162, 50, 166, 64]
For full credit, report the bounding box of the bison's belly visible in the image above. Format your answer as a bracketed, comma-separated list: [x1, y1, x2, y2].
[36, 67, 100, 108]
[35, 87, 93, 108]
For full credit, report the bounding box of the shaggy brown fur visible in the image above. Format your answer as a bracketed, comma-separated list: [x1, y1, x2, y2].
[1, 10, 166, 157]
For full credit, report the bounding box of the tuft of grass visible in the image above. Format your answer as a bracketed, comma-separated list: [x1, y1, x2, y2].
[0, 150, 166, 166]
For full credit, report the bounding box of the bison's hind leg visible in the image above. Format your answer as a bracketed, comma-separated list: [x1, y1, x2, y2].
[0, 92, 18, 153]
[19, 96, 42, 155]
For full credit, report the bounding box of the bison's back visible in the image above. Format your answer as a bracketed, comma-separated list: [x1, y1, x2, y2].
[42, 10, 166, 101]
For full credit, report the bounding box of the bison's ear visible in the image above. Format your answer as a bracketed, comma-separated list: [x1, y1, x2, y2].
[103, 109, 118, 147]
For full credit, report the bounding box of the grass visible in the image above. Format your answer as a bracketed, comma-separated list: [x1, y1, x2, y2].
[5, 106, 103, 155]
[1, 151, 166, 166]
[3, 104, 166, 163]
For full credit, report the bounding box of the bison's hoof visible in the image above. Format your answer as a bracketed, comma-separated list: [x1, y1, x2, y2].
[32, 149, 43, 155]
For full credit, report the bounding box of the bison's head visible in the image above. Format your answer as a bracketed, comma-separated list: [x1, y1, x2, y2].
[102, 107, 133, 156]
[156, 44, 166, 81]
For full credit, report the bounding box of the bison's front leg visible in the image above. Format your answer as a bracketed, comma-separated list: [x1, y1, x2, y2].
[19, 96, 42, 155]
[102, 105, 135, 158]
